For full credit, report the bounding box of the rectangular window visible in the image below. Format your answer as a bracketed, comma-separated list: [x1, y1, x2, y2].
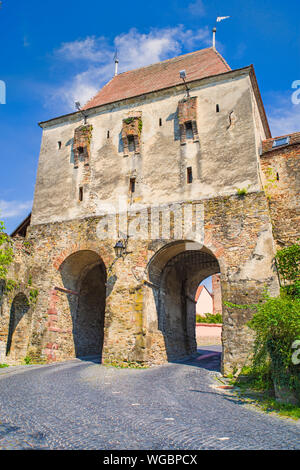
[187, 167, 193, 184]
[58, 141, 62, 149]
[272, 137, 290, 148]
[185, 121, 193, 140]
[159, 118, 162, 126]
[130, 178, 136, 193]
[79, 187, 83, 201]
[128, 135, 135, 152]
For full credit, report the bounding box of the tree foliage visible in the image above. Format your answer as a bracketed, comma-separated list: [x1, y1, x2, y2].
[0, 219, 13, 280]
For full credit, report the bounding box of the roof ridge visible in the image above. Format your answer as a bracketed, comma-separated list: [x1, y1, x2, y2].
[263, 131, 300, 142]
[112, 47, 215, 77]
[83, 76, 116, 109]
[213, 48, 231, 70]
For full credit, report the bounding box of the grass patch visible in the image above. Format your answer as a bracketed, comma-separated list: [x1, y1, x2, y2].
[196, 313, 222, 324]
[103, 359, 149, 369]
[232, 372, 300, 420]
[0, 363, 9, 368]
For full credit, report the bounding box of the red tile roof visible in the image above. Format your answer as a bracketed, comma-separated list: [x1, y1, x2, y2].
[195, 285, 212, 302]
[262, 132, 300, 154]
[83, 47, 231, 110]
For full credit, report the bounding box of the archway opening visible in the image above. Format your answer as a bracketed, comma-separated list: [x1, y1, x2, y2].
[6, 293, 30, 358]
[149, 241, 221, 361]
[60, 250, 107, 358]
[195, 274, 222, 349]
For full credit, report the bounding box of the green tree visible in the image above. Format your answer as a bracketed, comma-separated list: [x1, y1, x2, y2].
[0, 218, 13, 282]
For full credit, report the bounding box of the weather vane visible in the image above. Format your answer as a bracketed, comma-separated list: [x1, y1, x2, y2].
[212, 16, 231, 49]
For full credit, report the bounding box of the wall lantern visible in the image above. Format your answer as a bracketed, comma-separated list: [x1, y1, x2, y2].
[114, 240, 126, 258]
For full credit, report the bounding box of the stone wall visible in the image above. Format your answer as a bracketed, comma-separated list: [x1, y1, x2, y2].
[0, 192, 279, 374]
[260, 140, 300, 248]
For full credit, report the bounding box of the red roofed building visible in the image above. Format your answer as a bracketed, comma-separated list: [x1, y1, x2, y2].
[4, 44, 297, 374]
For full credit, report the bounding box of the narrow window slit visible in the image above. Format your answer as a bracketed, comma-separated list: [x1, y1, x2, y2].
[130, 178, 136, 193]
[216, 104, 220, 113]
[187, 167, 193, 184]
[79, 187, 83, 201]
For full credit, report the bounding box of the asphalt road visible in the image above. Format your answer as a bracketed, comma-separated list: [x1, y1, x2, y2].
[0, 348, 299, 450]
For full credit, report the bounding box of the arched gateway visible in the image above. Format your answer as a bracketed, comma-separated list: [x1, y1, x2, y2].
[145, 241, 221, 361]
[59, 250, 107, 358]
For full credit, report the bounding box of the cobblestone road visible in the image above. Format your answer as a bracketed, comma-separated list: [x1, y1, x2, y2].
[0, 348, 299, 450]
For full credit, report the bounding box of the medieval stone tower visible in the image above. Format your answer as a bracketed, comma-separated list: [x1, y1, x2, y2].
[1, 47, 299, 374]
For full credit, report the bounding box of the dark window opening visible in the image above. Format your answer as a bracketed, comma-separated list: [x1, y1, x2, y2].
[159, 118, 162, 126]
[128, 135, 135, 152]
[216, 104, 220, 113]
[79, 187, 83, 202]
[78, 146, 84, 154]
[187, 167, 193, 184]
[276, 172, 280, 181]
[185, 121, 193, 140]
[107, 130, 110, 139]
[58, 141, 62, 149]
[130, 178, 136, 193]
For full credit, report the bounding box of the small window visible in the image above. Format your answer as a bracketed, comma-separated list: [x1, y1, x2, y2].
[272, 137, 290, 148]
[128, 135, 135, 152]
[79, 187, 83, 201]
[130, 178, 136, 193]
[187, 167, 193, 184]
[107, 130, 110, 139]
[159, 118, 162, 127]
[185, 121, 193, 140]
[78, 146, 84, 154]
[216, 104, 220, 113]
[276, 172, 279, 181]
[58, 141, 62, 149]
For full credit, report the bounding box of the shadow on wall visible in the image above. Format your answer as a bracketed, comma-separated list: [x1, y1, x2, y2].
[59, 250, 107, 359]
[6, 293, 31, 357]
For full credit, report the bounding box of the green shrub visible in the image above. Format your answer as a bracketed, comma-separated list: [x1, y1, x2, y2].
[196, 312, 222, 324]
[247, 293, 300, 399]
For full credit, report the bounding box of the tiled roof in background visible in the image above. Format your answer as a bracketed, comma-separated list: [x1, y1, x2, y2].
[262, 132, 300, 154]
[83, 47, 231, 110]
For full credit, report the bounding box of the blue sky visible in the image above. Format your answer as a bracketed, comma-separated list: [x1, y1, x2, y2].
[0, 0, 299, 233]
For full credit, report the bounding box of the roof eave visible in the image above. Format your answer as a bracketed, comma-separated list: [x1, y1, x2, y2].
[38, 66, 253, 129]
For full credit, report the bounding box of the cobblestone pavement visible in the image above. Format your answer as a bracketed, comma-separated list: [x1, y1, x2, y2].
[0, 348, 299, 450]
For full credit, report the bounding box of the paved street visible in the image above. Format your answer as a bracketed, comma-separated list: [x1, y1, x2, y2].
[0, 348, 299, 450]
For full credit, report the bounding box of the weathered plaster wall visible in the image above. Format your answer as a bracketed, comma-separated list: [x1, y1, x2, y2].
[32, 72, 262, 226]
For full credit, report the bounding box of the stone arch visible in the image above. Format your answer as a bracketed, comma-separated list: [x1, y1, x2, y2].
[59, 250, 107, 358]
[6, 293, 31, 359]
[146, 240, 222, 361]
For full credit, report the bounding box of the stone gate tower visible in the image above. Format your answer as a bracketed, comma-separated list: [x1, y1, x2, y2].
[1, 47, 299, 374]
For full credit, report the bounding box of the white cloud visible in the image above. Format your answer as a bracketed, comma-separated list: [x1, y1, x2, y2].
[48, 25, 211, 113]
[266, 91, 300, 137]
[0, 200, 32, 218]
[188, 0, 206, 17]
